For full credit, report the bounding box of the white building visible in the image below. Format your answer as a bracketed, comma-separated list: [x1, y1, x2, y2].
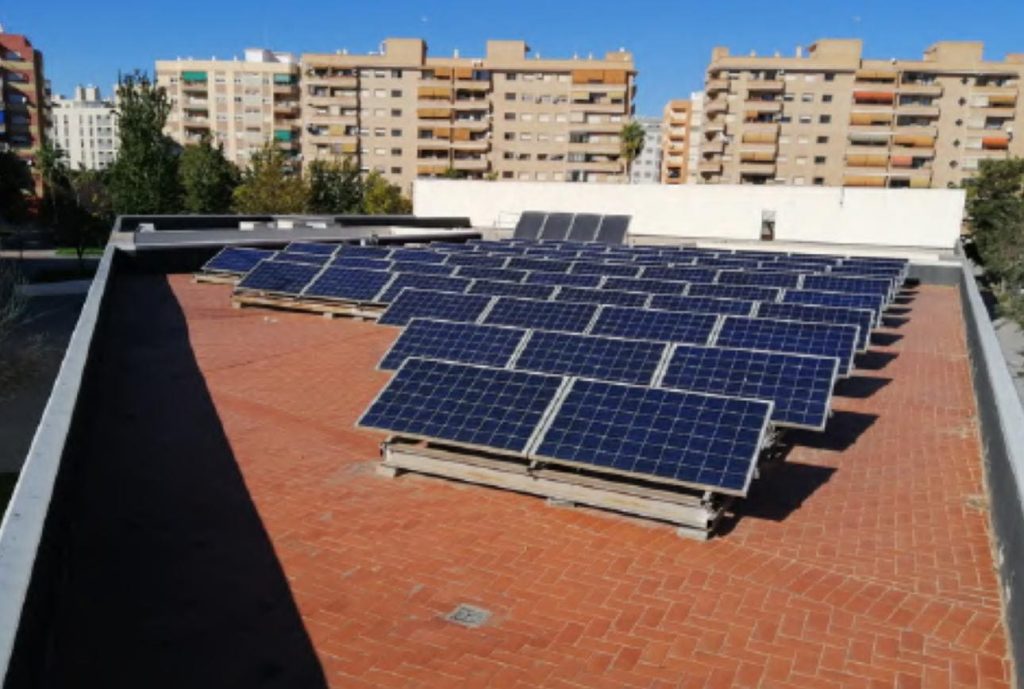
[629, 116, 663, 184]
[50, 85, 119, 170]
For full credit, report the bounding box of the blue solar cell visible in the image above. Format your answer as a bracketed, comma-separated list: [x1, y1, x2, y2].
[570, 262, 641, 278]
[506, 257, 573, 273]
[380, 319, 526, 370]
[640, 266, 720, 283]
[757, 302, 874, 351]
[377, 288, 492, 326]
[303, 267, 393, 303]
[235, 259, 320, 295]
[602, 277, 688, 295]
[661, 344, 838, 430]
[590, 306, 718, 344]
[685, 282, 781, 302]
[781, 289, 885, 324]
[717, 271, 802, 289]
[649, 294, 756, 316]
[429, 241, 477, 252]
[715, 316, 859, 376]
[444, 253, 509, 268]
[359, 358, 563, 454]
[202, 247, 275, 274]
[330, 256, 392, 271]
[484, 297, 597, 333]
[335, 245, 393, 259]
[525, 271, 602, 288]
[554, 286, 649, 308]
[829, 265, 903, 280]
[535, 379, 771, 495]
[514, 331, 666, 385]
[454, 266, 527, 282]
[468, 279, 557, 299]
[286, 241, 338, 256]
[802, 274, 892, 299]
[276, 251, 331, 266]
[389, 248, 447, 263]
[694, 257, 763, 269]
[390, 260, 456, 275]
[378, 274, 471, 302]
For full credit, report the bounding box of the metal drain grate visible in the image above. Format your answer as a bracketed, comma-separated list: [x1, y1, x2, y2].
[444, 604, 491, 628]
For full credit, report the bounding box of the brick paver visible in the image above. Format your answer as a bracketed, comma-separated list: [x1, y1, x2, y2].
[173, 277, 1010, 688]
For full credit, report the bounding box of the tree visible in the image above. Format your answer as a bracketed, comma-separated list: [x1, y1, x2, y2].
[441, 167, 467, 179]
[232, 142, 308, 213]
[108, 70, 181, 214]
[619, 121, 646, 183]
[179, 134, 238, 213]
[361, 171, 412, 214]
[37, 141, 71, 227]
[0, 151, 33, 225]
[307, 157, 363, 213]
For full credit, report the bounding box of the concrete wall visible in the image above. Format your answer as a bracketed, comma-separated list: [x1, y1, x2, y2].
[413, 181, 965, 250]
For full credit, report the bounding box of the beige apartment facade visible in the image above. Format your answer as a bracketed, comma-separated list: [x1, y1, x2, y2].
[698, 39, 1024, 189]
[156, 49, 301, 169]
[660, 99, 692, 183]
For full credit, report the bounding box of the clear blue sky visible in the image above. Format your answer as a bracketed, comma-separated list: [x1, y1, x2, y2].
[5, 0, 1024, 115]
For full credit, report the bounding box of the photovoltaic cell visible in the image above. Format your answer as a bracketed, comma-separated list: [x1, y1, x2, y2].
[554, 286, 649, 308]
[336, 245, 392, 259]
[694, 257, 763, 269]
[602, 277, 688, 295]
[484, 297, 598, 333]
[202, 247, 275, 274]
[285, 241, 337, 256]
[444, 253, 509, 268]
[782, 289, 885, 325]
[829, 265, 903, 279]
[594, 215, 630, 244]
[802, 274, 892, 300]
[378, 274, 472, 302]
[538, 212, 575, 241]
[330, 256, 392, 271]
[534, 379, 771, 495]
[303, 266, 393, 303]
[570, 261, 641, 278]
[455, 266, 527, 282]
[566, 213, 602, 242]
[590, 306, 718, 344]
[641, 266, 719, 283]
[685, 282, 781, 302]
[514, 331, 666, 385]
[379, 318, 526, 370]
[525, 271, 602, 288]
[359, 358, 562, 454]
[661, 344, 838, 430]
[235, 259, 320, 295]
[717, 270, 802, 289]
[276, 251, 331, 266]
[389, 260, 456, 275]
[506, 257, 574, 273]
[715, 316, 859, 376]
[377, 288, 492, 326]
[389, 248, 447, 263]
[649, 294, 756, 316]
[468, 279, 556, 299]
[757, 302, 874, 351]
[513, 211, 548, 240]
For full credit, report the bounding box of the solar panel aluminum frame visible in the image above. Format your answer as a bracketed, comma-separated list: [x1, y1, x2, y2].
[713, 316, 859, 379]
[200, 247, 277, 275]
[234, 258, 326, 297]
[299, 267, 397, 306]
[375, 318, 529, 372]
[755, 302, 876, 353]
[509, 329, 671, 386]
[377, 288, 494, 327]
[527, 378, 774, 497]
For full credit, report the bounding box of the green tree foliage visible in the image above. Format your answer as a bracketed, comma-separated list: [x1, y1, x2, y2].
[232, 142, 308, 213]
[179, 134, 239, 213]
[965, 157, 1024, 322]
[0, 151, 34, 224]
[108, 70, 181, 214]
[37, 141, 71, 227]
[307, 157, 363, 213]
[619, 121, 646, 183]
[361, 171, 412, 214]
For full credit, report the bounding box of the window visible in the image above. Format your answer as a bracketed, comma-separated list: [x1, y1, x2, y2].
[794, 176, 806, 184]
[801, 93, 813, 102]
[391, 128, 402, 137]
[819, 114, 831, 124]
[504, 113, 516, 121]
[796, 156, 808, 165]
[391, 69, 402, 78]
[374, 89, 387, 98]
[505, 92, 516, 101]
[804, 74, 817, 83]
[390, 89, 402, 97]
[374, 128, 386, 136]
[798, 115, 812, 124]
[391, 148, 402, 156]
[822, 94, 833, 102]
[824, 73, 835, 82]
[813, 177, 824, 185]
[390, 108, 402, 117]
[816, 135, 829, 144]
[503, 132, 515, 141]
[814, 156, 826, 164]
[783, 93, 795, 102]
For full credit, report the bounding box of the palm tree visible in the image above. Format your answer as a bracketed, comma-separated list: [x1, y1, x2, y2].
[619, 121, 646, 184]
[37, 142, 70, 226]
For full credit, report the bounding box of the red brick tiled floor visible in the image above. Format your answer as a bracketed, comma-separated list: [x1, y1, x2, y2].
[173, 276, 1010, 689]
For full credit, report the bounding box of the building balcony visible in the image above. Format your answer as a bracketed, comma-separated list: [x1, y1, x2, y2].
[569, 121, 622, 134]
[843, 174, 887, 187]
[305, 112, 358, 126]
[454, 79, 491, 91]
[744, 100, 782, 114]
[704, 120, 725, 134]
[452, 118, 489, 130]
[664, 142, 687, 156]
[898, 82, 943, 97]
[306, 74, 358, 88]
[739, 142, 777, 158]
[569, 140, 621, 155]
[706, 78, 728, 93]
[853, 90, 896, 105]
[747, 79, 784, 92]
[701, 139, 724, 154]
[896, 103, 940, 118]
[982, 135, 1011, 150]
[698, 160, 723, 174]
[888, 155, 933, 171]
[666, 127, 687, 140]
[854, 68, 898, 82]
[181, 82, 208, 93]
[451, 139, 490, 152]
[845, 153, 889, 168]
[452, 99, 489, 111]
[738, 161, 775, 176]
[418, 107, 452, 119]
[452, 158, 489, 171]
[272, 84, 300, 96]
[850, 112, 894, 126]
[417, 140, 451, 151]
[417, 163, 450, 176]
[418, 86, 451, 99]
[705, 99, 727, 115]
[570, 101, 628, 115]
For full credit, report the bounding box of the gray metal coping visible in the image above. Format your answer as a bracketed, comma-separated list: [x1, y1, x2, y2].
[126, 226, 482, 251]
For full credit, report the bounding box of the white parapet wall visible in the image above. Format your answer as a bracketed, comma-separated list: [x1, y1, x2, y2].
[413, 180, 965, 250]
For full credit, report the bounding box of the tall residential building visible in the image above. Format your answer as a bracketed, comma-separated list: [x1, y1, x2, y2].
[686, 92, 704, 181]
[660, 100, 692, 184]
[50, 86, 119, 170]
[0, 27, 47, 191]
[629, 116, 662, 183]
[699, 39, 1024, 189]
[300, 38, 636, 192]
[156, 49, 301, 169]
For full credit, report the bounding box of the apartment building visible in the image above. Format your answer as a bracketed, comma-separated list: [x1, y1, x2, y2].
[660, 99, 692, 184]
[629, 116, 662, 183]
[156, 49, 301, 168]
[699, 39, 1024, 189]
[300, 38, 636, 192]
[50, 86, 119, 170]
[0, 27, 47, 191]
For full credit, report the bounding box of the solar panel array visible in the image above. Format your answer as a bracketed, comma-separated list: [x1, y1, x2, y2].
[511, 211, 632, 244]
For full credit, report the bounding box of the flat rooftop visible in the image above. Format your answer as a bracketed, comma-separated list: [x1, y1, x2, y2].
[33, 272, 1007, 687]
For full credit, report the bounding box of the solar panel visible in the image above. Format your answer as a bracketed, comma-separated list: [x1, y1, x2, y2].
[235, 259, 320, 295]
[377, 288, 492, 327]
[378, 274, 472, 302]
[660, 344, 839, 430]
[694, 257, 763, 269]
[757, 302, 874, 351]
[649, 294, 756, 316]
[330, 256, 392, 271]
[379, 318, 527, 370]
[782, 289, 885, 325]
[566, 213, 602, 242]
[829, 265, 903, 279]
[685, 282, 781, 302]
[538, 212, 575, 241]
[569, 261, 640, 278]
[301, 266, 393, 303]
[513, 211, 548, 240]
[506, 257, 574, 273]
[802, 274, 892, 300]
[715, 316, 859, 376]
[594, 215, 631, 244]
[286, 241, 338, 256]
[390, 260, 456, 276]
[468, 279, 557, 299]
[429, 241, 476, 252]
[389, 248, 447, 263]
[455, 266, 527, 282]
[534, 379, 771, 495]
[276, 251, 331, 266]
[717, 270, 802, 289]
[201, 247, 275, 274]
[484, 297, 598, 333]
[590, 306, 719, 344]
[444, 253, 509, 268]
[554, 286, 649, 308]
[640, 266, 720, 283]
[336, 245, 392, 259]
[359, 358, 563, 455]
[514, 331, 666, 385]
[602, 277, 688, 295]
[526, 271, 602, 288]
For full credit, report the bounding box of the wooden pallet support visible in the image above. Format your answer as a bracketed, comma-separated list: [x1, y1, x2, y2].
[193, 272, 240, 286]
[231, 292, 384, 321]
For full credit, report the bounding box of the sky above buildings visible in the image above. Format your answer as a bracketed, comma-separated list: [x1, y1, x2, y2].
[5, 0, 1024, 115]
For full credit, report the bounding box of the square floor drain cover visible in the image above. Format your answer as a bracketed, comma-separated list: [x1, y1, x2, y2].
[445, 604, 491, 628]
